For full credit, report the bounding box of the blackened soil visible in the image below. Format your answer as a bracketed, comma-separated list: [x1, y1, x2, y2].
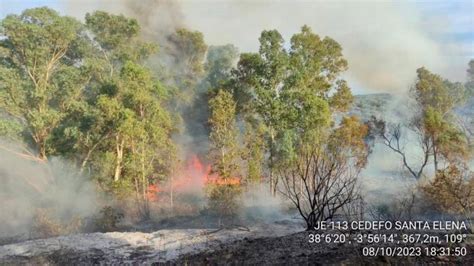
[173, 232, 474, 265]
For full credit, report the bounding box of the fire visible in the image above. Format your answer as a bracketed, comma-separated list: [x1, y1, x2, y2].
[146, 155, 241, 201]
[146, 184, 160, 201]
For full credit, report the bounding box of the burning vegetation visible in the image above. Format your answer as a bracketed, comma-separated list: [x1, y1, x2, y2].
[0, 2, 473, 264]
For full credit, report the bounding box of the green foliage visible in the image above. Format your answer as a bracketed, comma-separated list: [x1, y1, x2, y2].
[1, 8, 176, 217]
[0, 118, 23, 140]
[466, 59, 474, 98]
[205, 44, 239, 95]
[422, 165, 474, 215]
[206, 183, 242, 218]
[0, 7, 89, 159]
[95, 206, 124, 232]
[168, 28, 207, 106]
[242, 122, 266, 183]
[412, 67, 470, 170]
[232, 25, 352, 193]
[208, 89, 239, 178]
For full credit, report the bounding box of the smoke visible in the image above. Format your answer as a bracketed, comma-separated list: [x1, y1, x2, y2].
[61, 0, 471, 93]
[240, 183, 296, 222]
[51, 0, 474, 220]
[177, 0, 471, 93]
[64, 0, 183, 36]
[0, 140, 98, 238]
[63, 0, 184, 58]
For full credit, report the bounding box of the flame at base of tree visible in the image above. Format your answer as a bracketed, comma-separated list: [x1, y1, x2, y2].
[146, 155, 240, 202]
[145, 184, 160, 201]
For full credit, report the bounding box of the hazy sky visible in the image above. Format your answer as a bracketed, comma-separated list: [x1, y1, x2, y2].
[1, 0, 473, 94]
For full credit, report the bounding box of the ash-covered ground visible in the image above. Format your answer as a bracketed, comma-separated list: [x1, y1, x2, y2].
[0, 217, 303, 264]
[1, 216, 473, 265]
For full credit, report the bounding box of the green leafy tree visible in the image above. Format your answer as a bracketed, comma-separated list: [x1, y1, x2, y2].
[205, 44, 239, 95]
[242, 121, 266, 183]
[76, 11, 164, 184]
[372, 67, 470, 180]
[0, 7, 89, 160]
[118, 62, 175, 215]
[208, 89, 239, 178]
[168, 28, 207, 106]
[207, 89, 242, 220]
[232, 25, 352, 195]
[413, 68, 469, 171]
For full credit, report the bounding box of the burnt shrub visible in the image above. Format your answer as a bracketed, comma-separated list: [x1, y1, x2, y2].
[94, 206, 124, 232]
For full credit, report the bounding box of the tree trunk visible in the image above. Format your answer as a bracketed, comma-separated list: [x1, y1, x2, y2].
[306, 212, 317, 231]
[432, 136, 439, 173]
[35, 134, 48, 161]
[269, 130, 276, 196]
[38, 144, 47, 161]
[114, 136, 124, 182]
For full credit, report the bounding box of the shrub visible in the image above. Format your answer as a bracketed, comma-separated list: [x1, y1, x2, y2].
[94, 206, 124, 232]
[422, 165, 474, 215]
[31, 208, 83, 238]
[206, 183, 242, 219]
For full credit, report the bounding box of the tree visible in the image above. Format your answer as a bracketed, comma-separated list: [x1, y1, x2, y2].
[232, 25, 351, 195]
[465, 59, 474, 98]
[208, 89, 239, 178]
[79, 11, 166, 186]
[38, 12, 176, 216]
[371, 67, 470, 180]
[413, 67, 469, 171]
[205, 44, 239, 94]
[459, 60, 474, 148]
[422, 165, 474, 216]
[242, 121, 266, 183]
[207, 89, 242, 220]
[279, 117, 368, 230]
[231, 30, 287, 195]
[167, 28, 207, 107]
[0, 7, 89, 160]
[117, 62, 175, 216]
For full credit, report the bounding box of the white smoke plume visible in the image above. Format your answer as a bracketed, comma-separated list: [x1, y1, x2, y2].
[0, 140, 98, 239]
[60, 0, 472, 93]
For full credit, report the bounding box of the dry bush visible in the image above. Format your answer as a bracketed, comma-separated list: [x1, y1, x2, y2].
[369, 191, 418, 221]
[422, 165, 474, 216]
[94, 206, 124, 232]
[279, 118, 368, 230]
[31, 208, 83, 238]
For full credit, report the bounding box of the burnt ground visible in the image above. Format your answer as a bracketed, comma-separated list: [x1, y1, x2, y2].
[1, 231, 473, 265]
[1, 218, 473, 266]
[173, 231, 474, 265]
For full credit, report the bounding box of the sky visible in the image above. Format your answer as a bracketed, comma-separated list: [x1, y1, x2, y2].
[1, 0, 473, 94]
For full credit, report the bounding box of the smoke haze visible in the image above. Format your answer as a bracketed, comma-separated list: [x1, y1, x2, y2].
[0, 141, 98, 238]
[60, 0, 473, 93]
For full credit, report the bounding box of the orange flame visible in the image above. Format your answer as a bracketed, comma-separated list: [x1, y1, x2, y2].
[146, 155, 241, 202]
[146, 184, 160, 201]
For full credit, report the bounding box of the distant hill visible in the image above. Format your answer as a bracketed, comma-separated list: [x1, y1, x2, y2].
[348, 93, 394, 121]
[349, 93, 473, 122]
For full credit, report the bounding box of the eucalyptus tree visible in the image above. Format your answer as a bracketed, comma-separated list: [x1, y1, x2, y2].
[232, 25, 353, 195]
[0, 7, 90, 160]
